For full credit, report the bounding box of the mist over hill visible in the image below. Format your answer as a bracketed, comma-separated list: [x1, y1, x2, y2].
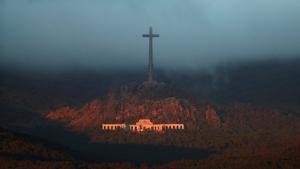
[1, 0, 300, 72]
[1, 58, 300, 110]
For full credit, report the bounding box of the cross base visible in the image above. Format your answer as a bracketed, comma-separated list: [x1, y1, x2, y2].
[143, 80, 158, 87]
[142, 80, 165, 88]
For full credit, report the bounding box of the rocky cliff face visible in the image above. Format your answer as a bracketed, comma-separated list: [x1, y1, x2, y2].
[45, 83, 228, 133]
[46, 94, 199, 132]
[204, 105, 222, 128]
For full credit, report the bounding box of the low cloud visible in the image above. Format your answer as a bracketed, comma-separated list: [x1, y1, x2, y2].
[1, 0, 300, 72]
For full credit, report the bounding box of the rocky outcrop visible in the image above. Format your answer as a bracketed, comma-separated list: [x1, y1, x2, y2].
[46, 95, 198, 132]
[204, 105, 221, 128]
[46, 100, 103, 131]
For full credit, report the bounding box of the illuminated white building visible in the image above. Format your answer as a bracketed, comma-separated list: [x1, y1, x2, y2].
[102, 119, 184, 132]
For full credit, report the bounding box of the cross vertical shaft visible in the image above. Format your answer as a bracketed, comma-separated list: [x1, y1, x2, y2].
[149, 28, 153, 81]
[143, 27, 159, 82]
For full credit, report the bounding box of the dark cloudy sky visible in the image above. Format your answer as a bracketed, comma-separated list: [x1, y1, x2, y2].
[1, 0, 300, 72]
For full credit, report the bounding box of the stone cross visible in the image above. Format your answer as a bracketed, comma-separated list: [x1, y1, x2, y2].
[143, 27, 159, 82]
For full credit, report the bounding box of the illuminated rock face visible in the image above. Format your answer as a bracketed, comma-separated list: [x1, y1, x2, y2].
[205, 105, 221, 128]
[102, 119, 184, 132]
[46, 96, 196, 132]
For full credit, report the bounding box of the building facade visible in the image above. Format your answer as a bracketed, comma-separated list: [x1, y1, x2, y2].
[102, 119, 184, 132]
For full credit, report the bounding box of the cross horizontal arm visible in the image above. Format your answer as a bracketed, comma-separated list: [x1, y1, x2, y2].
[142, 34, 160, 38]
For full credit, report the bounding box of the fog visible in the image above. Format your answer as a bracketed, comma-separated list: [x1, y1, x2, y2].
[1, 0, 300, 72]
